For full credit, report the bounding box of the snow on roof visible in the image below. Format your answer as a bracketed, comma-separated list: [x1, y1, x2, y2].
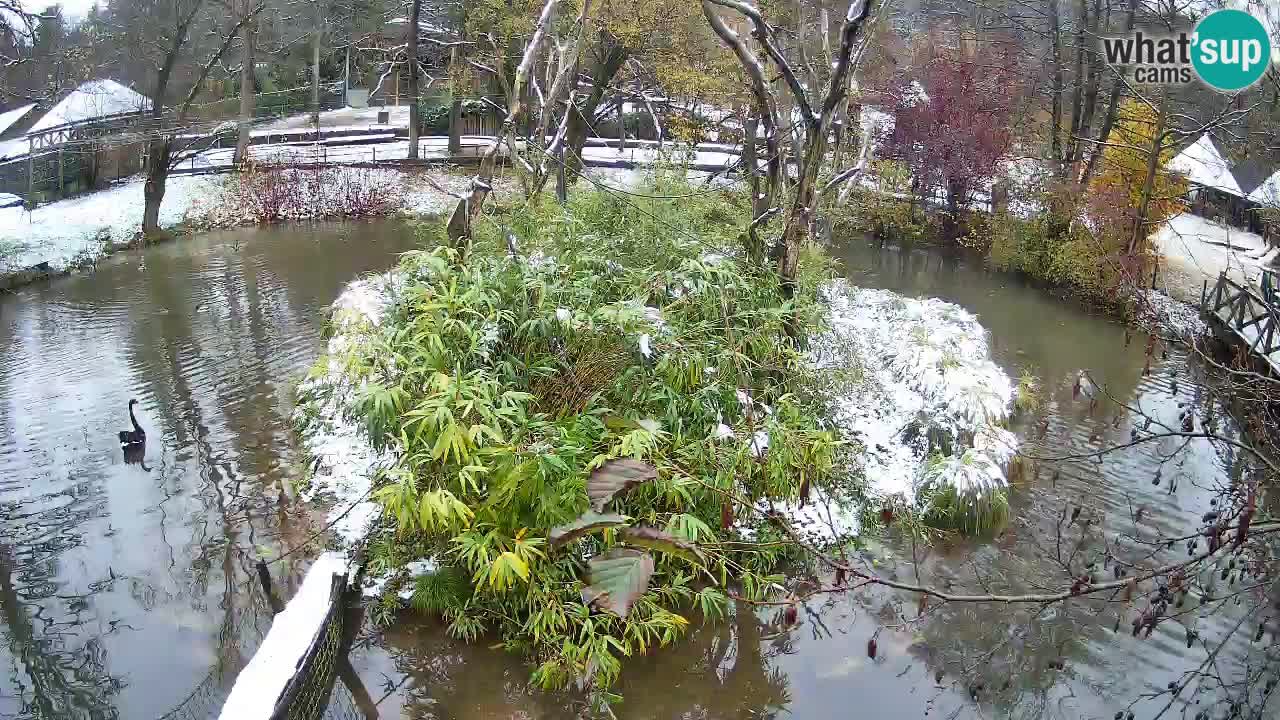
[1166, 134, 1244, 197]
[27, 80, 150, 133]
[1249, 169, 1280, 208]
[0, 104, 35, 135]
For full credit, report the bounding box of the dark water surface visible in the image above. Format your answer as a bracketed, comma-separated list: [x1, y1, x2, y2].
[0, 224, 1268, 720]
[0, 220, 421, 719]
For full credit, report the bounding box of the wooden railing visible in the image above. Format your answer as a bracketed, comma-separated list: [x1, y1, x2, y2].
[1204, 272, 1280, 360]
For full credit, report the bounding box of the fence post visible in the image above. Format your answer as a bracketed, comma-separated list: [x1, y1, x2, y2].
[25, 148, 35, 208]
[256, 560, 284, 614]
[57, 147, 65, 197]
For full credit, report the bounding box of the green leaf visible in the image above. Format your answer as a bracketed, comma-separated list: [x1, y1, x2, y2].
[581, 549, 655, 618]
[587, 458, 658, 512]
[549, 512, 629, 548]
[618, 527, 705, 564]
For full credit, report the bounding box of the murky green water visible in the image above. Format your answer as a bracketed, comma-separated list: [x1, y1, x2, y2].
[0, 225, 1268, 719]
[0, 220, 422, 719]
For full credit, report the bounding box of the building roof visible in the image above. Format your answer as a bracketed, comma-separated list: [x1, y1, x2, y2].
[1250, 169, 1280, 208]
[27, 80, 150, 134]
[1166, 133, 1244, 197]
[0, 104, 36, 136]
[1231, 154, 1277, 197]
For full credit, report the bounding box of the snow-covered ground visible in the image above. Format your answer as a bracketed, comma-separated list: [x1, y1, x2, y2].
[0, 174, 225, 272]
[186, 136, 497, 170]
[1152, 212, 1276, 304]
[258, 105, 411, 132]
[1136, 288, 1209, 341]
[0, 168, 499, 280]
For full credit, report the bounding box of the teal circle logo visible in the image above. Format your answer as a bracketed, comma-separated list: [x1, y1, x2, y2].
[1192, 9, 1272, 91]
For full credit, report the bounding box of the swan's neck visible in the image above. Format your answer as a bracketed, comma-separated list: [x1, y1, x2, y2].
[129, 404, 143, 434]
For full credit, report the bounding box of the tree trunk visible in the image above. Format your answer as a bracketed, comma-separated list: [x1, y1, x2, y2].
[407, 0, 422, 159]
[1072, 0, 1104, 172]
[142, 138, 172, 238]
[562, 42, 629, 179]
[448, 44, 462, 155]
[1128, 95, 1168, 256]
[1066, 0, 1086, 173]
[234, 15, 255, 165]
[1080, 0, 1138, 188]
[311, 0, 322, 134]
[1049, 0, 1065, 176]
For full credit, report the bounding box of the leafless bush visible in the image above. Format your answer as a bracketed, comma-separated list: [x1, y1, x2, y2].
[206, 163, 405, 226]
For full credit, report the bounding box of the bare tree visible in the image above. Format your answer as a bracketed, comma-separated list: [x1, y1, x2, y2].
[701, 0, 876, 302]
[109, 0, 264, 237]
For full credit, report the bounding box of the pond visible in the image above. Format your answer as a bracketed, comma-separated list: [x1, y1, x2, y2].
[0, 223, 1265, 719]
[0, 220, 421, 719]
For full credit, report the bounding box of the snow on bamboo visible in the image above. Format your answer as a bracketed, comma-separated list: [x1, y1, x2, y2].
[811, 282, 1017, 510]
[293, 274, 400, 548]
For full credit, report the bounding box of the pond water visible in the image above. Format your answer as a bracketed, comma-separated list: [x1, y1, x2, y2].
[0, 224, 1266, 720]
[0, 220, 422, 719]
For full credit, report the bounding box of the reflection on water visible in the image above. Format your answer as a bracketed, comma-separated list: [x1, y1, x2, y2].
[357, 238, 1268, 720]
[0, 220, 420, 719]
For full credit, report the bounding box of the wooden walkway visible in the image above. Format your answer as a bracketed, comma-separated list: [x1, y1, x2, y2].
[1201, 271, 1280, 373]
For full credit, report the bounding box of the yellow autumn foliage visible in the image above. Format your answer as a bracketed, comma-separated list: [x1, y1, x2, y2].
[1094, 99, 1187, 236]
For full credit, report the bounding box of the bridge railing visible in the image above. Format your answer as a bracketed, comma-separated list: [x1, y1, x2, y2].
[1204, 273, 1280, 358]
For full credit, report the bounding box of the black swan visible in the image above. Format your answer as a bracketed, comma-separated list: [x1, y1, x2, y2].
[119, 399, 145, 446]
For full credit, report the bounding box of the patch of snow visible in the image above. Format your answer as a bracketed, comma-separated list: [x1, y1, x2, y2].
[398, 559, 440, 600]
[218, 552, 349, 720]
[1136, 289, 1209, 340]
[0, 174, 225, 271]
[295, 276, 401, 547]
[810, 282, 1016, 508]
[749, 430, 770, 458]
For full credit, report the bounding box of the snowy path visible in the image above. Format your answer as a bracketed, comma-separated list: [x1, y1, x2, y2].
[1152, 213, 1275, 304]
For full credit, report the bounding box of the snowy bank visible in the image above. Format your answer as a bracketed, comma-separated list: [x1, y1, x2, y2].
[810, 282, 1017, 527]
[0, 175, 225, 273]
[1152, 213, 1275, 304]
[0, 167, 503, 289]
[1135, 289, 1208, 341]
[293, 275, 400, 549]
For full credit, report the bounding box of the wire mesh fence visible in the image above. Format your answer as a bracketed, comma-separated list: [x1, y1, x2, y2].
[272, 574, 348, 720]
